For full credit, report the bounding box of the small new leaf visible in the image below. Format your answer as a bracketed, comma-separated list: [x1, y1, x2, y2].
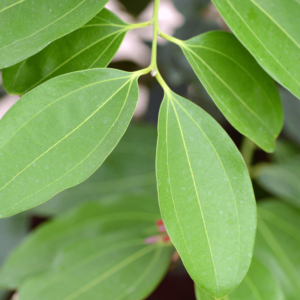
[0, 69, 139, 218]
[180, 31, 283, 152]
[212, 0, 300, 100]
[156, 91, 256, 298]
[3, 9, 129, 95]
[0, 0, 109, 69]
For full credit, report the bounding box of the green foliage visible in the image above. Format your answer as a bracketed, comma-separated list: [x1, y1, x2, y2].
[0, 194, 173, 300]
[0, 69, 139, 218]
[156, 91, 256, 298]
[180, 31, 283, 152]
[195, 257, 284, 300]
[0, 0, 299, 299]
[34, 123, 157, 216]
[256, 155, 300, 209]
[0, 0, 109, 69]
[256, 200, 300, 299]
[195, 200, 300, 299]
[211, 0, 300, 100]
[3, 9, 131, 95]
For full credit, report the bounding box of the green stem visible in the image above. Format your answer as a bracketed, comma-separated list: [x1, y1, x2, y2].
[241, 137, 256, 170]
[159, 31, 185, 48]
[126, 20, 153, 30]
[134, 0, 171, 94]
[150, 0, 160, 70]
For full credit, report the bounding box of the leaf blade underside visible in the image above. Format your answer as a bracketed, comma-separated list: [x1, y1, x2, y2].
[181, 31, 283, 152]
[0, 69, 139, 218]
[211, 0, 300, 100]
[156, 91, 256, 298]
[0, 0, 109, 69]
[3, 8, 128, 95]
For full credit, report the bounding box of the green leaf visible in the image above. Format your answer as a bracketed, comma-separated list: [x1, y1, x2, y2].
[0, 193, 162, 288]
[18, 237, 172, 300]
[280, 87, 300, 145]
[3, 9, 129, 95]
[0, 213, 28, 297]
[272, 140, 300, 164]
[34, 123, 157, 216]
[0, 0, 109, 69]
[195, 257, 284, 300]
[156, 91, 256, 298]
[256, 200, 300, 299]
[179, 31, 283, 152]
[256, 156, 300, 209]
[211, 0, 300, 100]
[0, 69, 139, 218]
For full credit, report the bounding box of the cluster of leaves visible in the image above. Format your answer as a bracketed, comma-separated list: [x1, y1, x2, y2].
[0, 0, 300, 299]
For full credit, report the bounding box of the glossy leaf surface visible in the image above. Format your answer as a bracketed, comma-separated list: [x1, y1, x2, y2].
[211, 0, 300, 100]
[0, 194, 162, 288]
[3, 9, 128, 95]
[34, 123, 157, 216]
[0, 0, 108, 69]
[256, 200, 300, 299]
[195, 257, 284, 300]
[156, 91, 256, 298]
[180, 31, 283, 152]
[256, 156, 300, 208]
[18, 237, 172, 300]
[0, 69, 139, 218]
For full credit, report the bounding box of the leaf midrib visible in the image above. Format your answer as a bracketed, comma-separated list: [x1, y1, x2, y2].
[0, 79, 131, 192]
[249, 0, 300, 51]
[0, 0, 25, 13]
[114, 246, 164, 300]
[62, 243, 160, 300]
[187, 44, 279, 125]
[26, 28, 127, 92]
[185, 48, 275, 137]
[0, 75, 130, 152]
[171, 94, 242, 285]
[168, 96, 220, 296]
[186, 50, 255, 144]
[29, 239, 157, 298]
[0, 77, 135, 216]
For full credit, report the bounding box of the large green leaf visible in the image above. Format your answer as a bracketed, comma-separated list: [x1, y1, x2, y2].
[0, 213, 28, 298]
[256, 200, 300, 299]
[3, 9, 129, 95]
[0, 0, 108, 69]
[178, 31, 283, 152]
[280, 87, 300, 145]
[255, 156, 300, 209]
[156, 91, 256, 298]
[0, 69, 139, 218]
[34, 123, 157, 216]
[271, 140, 300, 164]
[18, 237, 172, 300]
[211, 0, 300, 100]
[0, 193, 162, 288]
[195, 257, 284, 300]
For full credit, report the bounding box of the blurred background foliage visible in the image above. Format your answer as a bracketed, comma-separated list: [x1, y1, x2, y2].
[0, 0, 300, 299]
